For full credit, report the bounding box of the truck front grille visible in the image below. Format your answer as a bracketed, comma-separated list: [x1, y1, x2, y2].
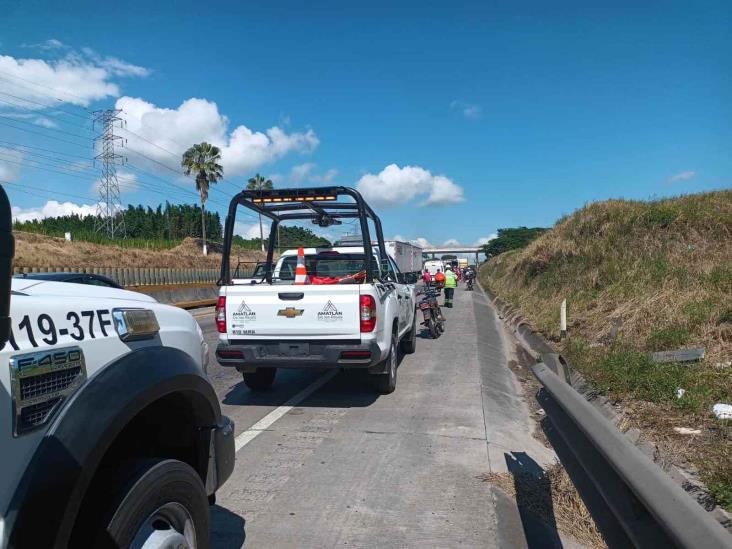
[19, 398, 62, 429]
[10, 346, 87, 436]
[20, 367, 82, 400]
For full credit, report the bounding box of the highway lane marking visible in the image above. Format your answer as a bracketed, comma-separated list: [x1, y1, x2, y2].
[234, 369, 339, 452]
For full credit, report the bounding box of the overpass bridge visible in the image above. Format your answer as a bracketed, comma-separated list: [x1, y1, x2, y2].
[422, 246, 483, 265]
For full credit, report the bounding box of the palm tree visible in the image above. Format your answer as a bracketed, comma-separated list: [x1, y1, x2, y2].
[247, 173, 273, 251]
[181, 142, 223, 255]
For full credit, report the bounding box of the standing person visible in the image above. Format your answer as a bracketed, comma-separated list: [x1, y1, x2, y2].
[434, 268, 446, 289]
[443, 266, 457, 307]
[422, 268, 432, 287]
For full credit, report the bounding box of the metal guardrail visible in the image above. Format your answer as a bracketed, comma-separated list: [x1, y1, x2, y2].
[532, 362, 732, 549]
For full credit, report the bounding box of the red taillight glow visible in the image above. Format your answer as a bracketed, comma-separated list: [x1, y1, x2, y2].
[215, 296, 226, 333]
[340, 350, 371, 359]
[359, 294, 376, 332]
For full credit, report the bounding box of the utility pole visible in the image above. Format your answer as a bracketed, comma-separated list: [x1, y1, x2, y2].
[93, 109, 126, 238]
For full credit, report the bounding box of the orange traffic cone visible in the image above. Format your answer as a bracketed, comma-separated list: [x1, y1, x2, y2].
[294, 246, 308, 285]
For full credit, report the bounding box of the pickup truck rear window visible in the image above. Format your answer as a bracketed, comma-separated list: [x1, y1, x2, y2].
[277, 253, 371, 284]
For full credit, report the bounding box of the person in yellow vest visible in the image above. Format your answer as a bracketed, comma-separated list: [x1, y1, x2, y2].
[443, 266, 458, 308]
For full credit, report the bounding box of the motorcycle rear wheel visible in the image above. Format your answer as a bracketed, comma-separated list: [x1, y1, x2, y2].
[427, 318, 439, 339]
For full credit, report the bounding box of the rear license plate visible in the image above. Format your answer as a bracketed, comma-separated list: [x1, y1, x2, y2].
[278, 343, 310, 357]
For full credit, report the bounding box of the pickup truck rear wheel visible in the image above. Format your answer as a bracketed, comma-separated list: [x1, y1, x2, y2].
[400, 312, 417, 354]
[374, 332, 397, 394]
[243, 368, 277, 390]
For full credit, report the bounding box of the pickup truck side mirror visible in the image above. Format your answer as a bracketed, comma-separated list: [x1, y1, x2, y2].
[403, 272, 419, 284]
[0, 185, 14, 350]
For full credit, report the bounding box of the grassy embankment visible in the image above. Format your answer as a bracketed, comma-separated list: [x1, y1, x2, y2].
[479, 190, 732, 509]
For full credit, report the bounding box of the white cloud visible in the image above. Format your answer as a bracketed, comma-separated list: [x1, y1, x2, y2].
[11, 200, 98, 222]
[0, 147, 23, 181]
[0, 111, 59, 128]
[117, 96, 319, 177]
[274, 163, 338, 185]
[666, 170, 696, 183]
[234, 220, 269, 240]
[412, 237, 433, 248]
[33, 116, 57, 128]
[21, 38, 68, 51]
[443, 238, 460, 246]
[450, 100, 482, 120]
[356, 164, 464, 207]
[0, 46, 148, 108]
[475, 234, 497, 245]
[79, 47, 150, 77]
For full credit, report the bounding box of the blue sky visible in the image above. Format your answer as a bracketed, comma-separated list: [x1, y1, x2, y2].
[0, 0, 729, 247]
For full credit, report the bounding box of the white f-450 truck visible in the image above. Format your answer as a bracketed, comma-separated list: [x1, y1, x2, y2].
[215, 187, 418, 394]
[0, 186, 234, 549]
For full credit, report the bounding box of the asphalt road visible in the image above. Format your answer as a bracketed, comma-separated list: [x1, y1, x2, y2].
[193, 285, 572, 549]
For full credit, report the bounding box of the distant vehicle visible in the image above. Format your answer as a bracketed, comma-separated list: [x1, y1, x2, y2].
[458, 258, 468, 269]
[13, 271, 123, 289]
[334, 236, 423, 275]
[423, 259, 445, 275]
[232, 261, 267, 284]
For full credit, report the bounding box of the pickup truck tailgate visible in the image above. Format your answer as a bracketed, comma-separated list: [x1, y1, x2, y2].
[224, 284, 361, 339]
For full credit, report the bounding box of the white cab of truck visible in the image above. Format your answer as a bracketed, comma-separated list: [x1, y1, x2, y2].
[216, 246, 418, 393]
[0, 226, 234, 548]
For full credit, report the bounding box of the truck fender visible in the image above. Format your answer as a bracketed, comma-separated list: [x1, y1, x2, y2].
[6, 346, 221, 549]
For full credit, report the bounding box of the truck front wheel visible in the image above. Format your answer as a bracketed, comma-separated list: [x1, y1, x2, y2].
[93, 458, 209, 549]
[243, 368, 277, 390]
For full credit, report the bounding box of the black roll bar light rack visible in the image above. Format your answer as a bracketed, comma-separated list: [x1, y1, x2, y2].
[218, 186, 388, 285]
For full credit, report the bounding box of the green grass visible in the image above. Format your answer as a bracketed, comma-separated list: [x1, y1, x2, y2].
[646, 325, 690, 351]
[480, 189, 732, 510]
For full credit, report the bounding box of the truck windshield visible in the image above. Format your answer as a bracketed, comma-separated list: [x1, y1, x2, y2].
[276, 252, 370, 284]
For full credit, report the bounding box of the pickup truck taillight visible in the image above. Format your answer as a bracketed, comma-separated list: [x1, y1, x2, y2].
[215, 296, 226, 333]
[359, 295, 376, 332]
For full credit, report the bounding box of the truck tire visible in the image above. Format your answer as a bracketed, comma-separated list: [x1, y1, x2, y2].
[243, 368, 277, 390]
[92, 458, 209, 549]
[374, 331, 397, 394]
[400, 312, 417, 354]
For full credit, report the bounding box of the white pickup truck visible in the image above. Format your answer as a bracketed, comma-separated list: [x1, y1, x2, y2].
[215, 187, 418, 394]
[0, 186, 234, 548]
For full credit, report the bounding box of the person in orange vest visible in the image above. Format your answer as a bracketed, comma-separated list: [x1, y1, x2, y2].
[434, 268, 446, 289]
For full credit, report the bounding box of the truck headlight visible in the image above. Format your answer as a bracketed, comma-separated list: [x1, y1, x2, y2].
[112, 309, 160, 342]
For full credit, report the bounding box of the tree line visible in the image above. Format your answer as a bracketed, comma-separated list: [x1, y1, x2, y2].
[481, 227, 548, 258]
[14, 202, 223, 242]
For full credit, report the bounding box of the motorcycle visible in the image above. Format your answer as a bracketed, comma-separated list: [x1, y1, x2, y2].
[466, 276, 474, 291]
[418, 286, 445, 338]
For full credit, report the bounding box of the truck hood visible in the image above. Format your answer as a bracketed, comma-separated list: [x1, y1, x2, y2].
[11, 278, 157, 303]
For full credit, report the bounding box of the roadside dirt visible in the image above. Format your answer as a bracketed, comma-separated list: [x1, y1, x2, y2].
[14, 232, 265, 268]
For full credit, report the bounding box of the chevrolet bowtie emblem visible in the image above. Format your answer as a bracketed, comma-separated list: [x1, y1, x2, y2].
[277, 307, 304, 318]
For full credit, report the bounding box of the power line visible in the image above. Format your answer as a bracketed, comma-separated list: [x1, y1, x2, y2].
[0, 90, 91, 120]
[0, 71, 94, 107]
[0, 138, 92, 160]
[0, 118, 90, 148]
[119, 126, 242, 191]
[0, 98, 92, 131]
[2, 180, 97, 202]
[0, 114, 91, 140]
